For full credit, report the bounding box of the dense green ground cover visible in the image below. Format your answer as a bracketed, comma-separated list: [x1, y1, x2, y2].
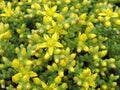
[0, 0, 120, 90]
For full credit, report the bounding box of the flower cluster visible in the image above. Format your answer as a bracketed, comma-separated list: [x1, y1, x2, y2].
[0, 0, 120, 90]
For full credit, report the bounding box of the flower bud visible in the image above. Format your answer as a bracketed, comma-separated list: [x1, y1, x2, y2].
[83, 68, 91, 75]
[79, 13, 86, 20]
[44, 52, 50, 60]
[104, 21, 111, 27]
[69, 67, 75, 72]
[4, 30, 11, 39]
[110, 88, 115, 90]
[83, 82, 89, 88]
[62, 6, 68, 13]
[26, 83, 31, 89]
[33, 33, 39, 41]
[75, 3, 81, 9]
[36, 60, 42, 66]
[79, 33, 87, 41]
[93, 55, 99, 61]
[65, 0, 71, 4]
[77, 47, 82, 53]
[12, 73, 21, 83]
[61, 83, 68, 89]
[115, 19, 120, 25]
[64, 23, 70, 29]
[92, 38, 97, 43]
[99, 50, 107, 57]
[23, 75, 30, 82]
[98, 16, 104, 22]
[101, 61, 107, 67]
[56, 0, 61, 5]
[26, 60, 33, 66]
[85, 27, 91, 33]
[112, 82, 117, 87]
[43, 16, 50, 24]
[57, 14, 65, 22]
[12, 59, 20, 69]
[47, 65, 54, 71]
[17, 84, 22, 90]
[109, 58, 115, 63]
[31, 3, 40, 9]
[70, 6, 75, 11]
[54, 76, 61, 84]
[70, 53, 76, 59]
[71, 20, 76, 25]
[33, 77, 41, 85]
[88, 34, 96, 39]
[100, 44, 106, 49]
[0, 48, 4, 55]
[95, 68, 100, 73]
[101, 84, 107, 90]
[110, 63, 116, 68]
[36, 10, 41, 15]
[2, 56, 8, 62]
[58, 70, 64, 77]
[71, 60, 76, 66]
[0, 64, 5, 69]
[21, 48, 27, 57]
[60, 60, 67, 67]
[54, 49, 61, 54]
[83, 46, 89, 52]
[52, 63, 58, 70]
[77, 81, 82, 86]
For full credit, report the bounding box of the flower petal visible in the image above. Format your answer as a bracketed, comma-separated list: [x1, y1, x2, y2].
[44, 4, 49, 11]
[52, 20, 56, 26]
[48, 47, 53, 55]
[29, 71, 38, 78]
[52, 33, 59, 41]
[39, 43, 47, 48]
[44, 34, 49, 40]
[51, 5, 57, 12]
[55, 42, 63, 47]
[48, 29, 54, 33]
[60, 29, 68, 34]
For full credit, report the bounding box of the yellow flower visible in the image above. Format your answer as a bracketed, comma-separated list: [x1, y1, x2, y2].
[54, 76, 61, 84]
[78, 32, 87, 42]
[0, 1, 5, 9]
[101, 61, 107, 67]
[0, 2, 14, 17]
[38, 33, 63, 55]
[12, 64, 38, 83]
[12, 59, 20, 69]
[62, 6, 68, 13]
[98, 8, 118, 20]
[33, 77, 41, 85]
[99, 50, 107, 57]
[79, 68, 97, 89]
[63, 23, 70, 29]
[48, 21, 67, 35]
[79, 13, 87, 20]
[115, 19, 120, 25]
[12, 73, 22, 83]
[104, 21, 111, 27]
[42, 4, 58, 18]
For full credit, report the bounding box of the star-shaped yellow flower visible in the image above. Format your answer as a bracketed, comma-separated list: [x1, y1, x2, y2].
[41, 4, 59, 23]
[0, 2, 14, 17]
[98, 8, 118, 20]
[38, 33, 63, 55]
[12, 65, 38, 83]
[48, 20, 68, 35]
[42, 4, 58, 17]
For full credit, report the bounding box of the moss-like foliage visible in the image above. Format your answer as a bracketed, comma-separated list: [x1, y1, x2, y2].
[0, 0, 120, 90]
